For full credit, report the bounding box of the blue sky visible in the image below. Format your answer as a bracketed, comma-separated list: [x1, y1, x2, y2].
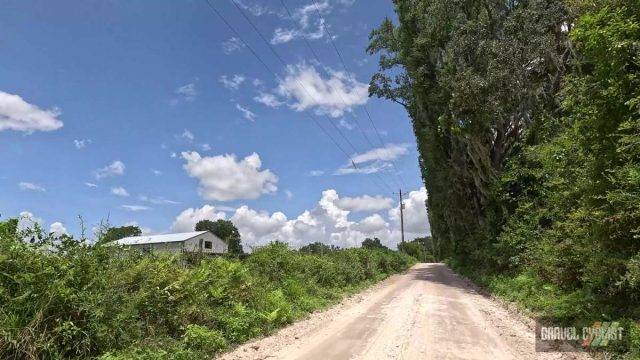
[0, 0, 429, 249]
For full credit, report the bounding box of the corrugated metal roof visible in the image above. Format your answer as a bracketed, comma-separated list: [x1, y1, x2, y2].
[114, 231, 209, 246]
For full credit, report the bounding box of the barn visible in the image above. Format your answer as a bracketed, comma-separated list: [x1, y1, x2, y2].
[113, 231, 227, 254]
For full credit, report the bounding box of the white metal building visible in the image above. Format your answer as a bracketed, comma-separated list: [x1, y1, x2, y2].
[114, 231, 228, 254]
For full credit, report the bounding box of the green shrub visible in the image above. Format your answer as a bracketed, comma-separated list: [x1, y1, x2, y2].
[0, 230, 413, 359]
[181, 324, 226, 354]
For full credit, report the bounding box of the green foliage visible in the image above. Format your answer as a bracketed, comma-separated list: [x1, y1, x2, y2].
[0, 229, 413, 359]
[361, 237, 388, 250]
[298, 242, 339, 254]
[372, 0, 639, 355]
[493, 0, 640, 306]
[368, 0, 572, 265]
[181, 324, 226, 354]
[195, 219, 244, 255]
[97, 225, 142, 244]
[0, 218, 18, 239]
[397, 237, 435, 262]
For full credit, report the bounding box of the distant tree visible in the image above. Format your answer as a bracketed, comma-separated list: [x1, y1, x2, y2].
[398, 237, 435, 262]
[195, 219, 243, 255]
[361, 237, 388, 250]
[299, 242, 339, 255]
[0, 218, 18, 239]
[98, 225, 141, 244]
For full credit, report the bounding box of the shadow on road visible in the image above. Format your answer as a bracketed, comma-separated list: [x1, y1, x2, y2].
[409, 263, 482, 296]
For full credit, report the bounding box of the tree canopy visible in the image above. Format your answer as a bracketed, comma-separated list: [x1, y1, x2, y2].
[397, 237, 435, 263]
[370, 0, 640, 352]
[195, 219, 244, 255]
[97, 225, 141, 244]
[361, 237, 388, 250]
[299, 242, 339, 255]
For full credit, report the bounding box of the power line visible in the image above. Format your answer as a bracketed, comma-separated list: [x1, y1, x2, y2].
[310, 0, 408, 190]
[228, 0, 360, 156]
[203, 0, 350, 161]
[202, 0, 394, 194]
[225, 0, 396, 194]
[277, 0, 402, 191]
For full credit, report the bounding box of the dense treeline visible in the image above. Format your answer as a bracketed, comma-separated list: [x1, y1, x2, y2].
[370, 0, 639, 355]
[397, 237, 435, 263]
[0, 223, 414, 359]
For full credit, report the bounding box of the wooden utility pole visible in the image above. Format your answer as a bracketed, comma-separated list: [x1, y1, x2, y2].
[399, 189, 405, 244]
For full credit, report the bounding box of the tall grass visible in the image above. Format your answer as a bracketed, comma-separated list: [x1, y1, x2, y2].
[0, 234, 414, 359]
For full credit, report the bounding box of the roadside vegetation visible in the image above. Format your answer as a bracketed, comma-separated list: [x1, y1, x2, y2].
[370, 0, 639, 356]
[0, 220, 414, 359]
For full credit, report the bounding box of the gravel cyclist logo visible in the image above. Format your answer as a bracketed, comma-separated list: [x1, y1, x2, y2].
[582, 321, 624, 348]
[536, 320, 624, 352]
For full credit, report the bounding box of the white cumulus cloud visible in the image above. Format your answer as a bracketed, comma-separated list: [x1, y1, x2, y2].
[353, 214, 388, 233]
[0, 91, 63, 133]
[352, 143, 410, 164]
[171, 205, 227, 232]
[181, 151, 278, 201]
[49, 222, 68, 237]
[276, 63, 368, 117]
[336, 143, 410, 175]
[18, 211, 42, 232]
[95, 160, 125, 179]
[230, 189, 378, 249]
[336, 194, 393, 212]
[388, 187, 430, 234]
[170, 188, 430, 251]
[231, 206, 288, 243]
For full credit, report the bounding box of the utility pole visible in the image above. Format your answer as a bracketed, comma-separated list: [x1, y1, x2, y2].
[399, 189, 405, 244]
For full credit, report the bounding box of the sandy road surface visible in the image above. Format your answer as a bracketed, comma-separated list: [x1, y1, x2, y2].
[220, 263, 590, 360]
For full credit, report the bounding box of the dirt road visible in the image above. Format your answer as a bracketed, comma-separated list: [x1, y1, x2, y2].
[220, 263, 590, 360]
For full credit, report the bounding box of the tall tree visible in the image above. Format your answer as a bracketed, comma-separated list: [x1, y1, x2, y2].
[361, 237, 388, 250]
[368, 0, 572, 266]
[398, 237, 435, 262]
[97, 225, 141, 244]
[495, 0, 640, 298]
[195, 219, 244, 255]
[299, 242, 339, 255]
[0, 218, 18, 239]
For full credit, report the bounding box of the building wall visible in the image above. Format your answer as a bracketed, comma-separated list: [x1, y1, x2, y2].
[183, 232, 227, 254]
[126, 232, 228, 254]
[127, 241, 183, 253]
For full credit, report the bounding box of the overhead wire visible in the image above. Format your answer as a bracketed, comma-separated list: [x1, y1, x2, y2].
[225, 0, 395, 194]
[227, 0, 398, 194]
[309, 0, 408, 190]
[277, 0, 403, 191]
[202, 0, 394, 194]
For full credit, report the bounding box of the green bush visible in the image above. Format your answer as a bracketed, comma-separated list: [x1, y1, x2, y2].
[181, 325, 226, 354]
[0, 230, 414, 359]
